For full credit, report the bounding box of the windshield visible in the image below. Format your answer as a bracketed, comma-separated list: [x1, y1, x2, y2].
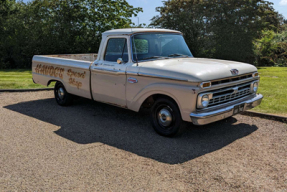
[131, 33, 193, 62]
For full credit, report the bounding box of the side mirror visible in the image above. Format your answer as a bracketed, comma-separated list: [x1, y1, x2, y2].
[117, 58, 123, 64]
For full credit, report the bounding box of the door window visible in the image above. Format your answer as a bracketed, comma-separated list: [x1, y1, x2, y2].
[104, 38, 128, 62]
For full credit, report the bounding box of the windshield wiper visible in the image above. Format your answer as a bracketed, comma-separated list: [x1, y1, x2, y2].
[168, 53, 189, 58]
[140, 56, 169, 61]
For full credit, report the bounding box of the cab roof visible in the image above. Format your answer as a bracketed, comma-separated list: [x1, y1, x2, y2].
[102, 28, 182, 36]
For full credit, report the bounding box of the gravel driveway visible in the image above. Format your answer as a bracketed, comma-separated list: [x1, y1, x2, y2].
[0, 91, 286, 191]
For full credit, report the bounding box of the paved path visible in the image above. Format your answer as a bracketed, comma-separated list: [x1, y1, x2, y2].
[0, 91, 286, 191]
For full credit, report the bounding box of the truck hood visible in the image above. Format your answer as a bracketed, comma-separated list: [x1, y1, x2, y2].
[138, 58, 257, 82]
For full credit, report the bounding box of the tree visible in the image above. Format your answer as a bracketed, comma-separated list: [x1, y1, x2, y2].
[150, 1, 209, 57]
[254, 27, 287, 66]
[150, 0, 282, 64]
[0, 0, 142, 69]
[0, 0, 22, 68]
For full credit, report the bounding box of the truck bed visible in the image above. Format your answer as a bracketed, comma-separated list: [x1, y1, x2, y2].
[32, 54, 97, 99]
[47, 53, 98, 62]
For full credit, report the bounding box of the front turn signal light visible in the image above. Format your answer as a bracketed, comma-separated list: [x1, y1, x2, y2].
[200, 81, 211, 89]
[253, 72, 259, 78]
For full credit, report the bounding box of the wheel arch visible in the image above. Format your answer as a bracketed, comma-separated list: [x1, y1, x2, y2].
[47, 79, 57, 86]
[47, 79, 65, 87]
[129, 90, 184, 120]
[140, 93, 180, 111]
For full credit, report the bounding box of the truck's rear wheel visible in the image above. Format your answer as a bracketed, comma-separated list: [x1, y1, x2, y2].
[151, 98, 182, 137]
[54, 82, 73, 106]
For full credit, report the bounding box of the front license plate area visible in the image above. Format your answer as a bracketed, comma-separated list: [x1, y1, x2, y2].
[233, 104, 245, 115]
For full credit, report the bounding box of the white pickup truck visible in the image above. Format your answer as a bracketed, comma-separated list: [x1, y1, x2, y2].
[32, 28, 263, 136]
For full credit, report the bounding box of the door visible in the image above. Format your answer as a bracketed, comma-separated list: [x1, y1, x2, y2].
[90, 37, 129, 107]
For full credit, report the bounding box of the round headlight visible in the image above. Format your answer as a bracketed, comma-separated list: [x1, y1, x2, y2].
[253, 82, 258, 92]
[201, 95, 210, 107]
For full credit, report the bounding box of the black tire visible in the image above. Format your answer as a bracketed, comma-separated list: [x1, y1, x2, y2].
[150, 98, 183, 137]
[54, 82, 73, 106]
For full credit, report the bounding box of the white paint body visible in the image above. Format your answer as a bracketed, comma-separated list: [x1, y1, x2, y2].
[32, 28, 261, 123]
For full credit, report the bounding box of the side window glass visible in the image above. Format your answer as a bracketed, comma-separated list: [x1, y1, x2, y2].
[105, 38, 128, 63]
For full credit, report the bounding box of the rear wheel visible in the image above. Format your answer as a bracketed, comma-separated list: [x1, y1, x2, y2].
[150, 98, 182, 137]
[54, 82, 73, 106]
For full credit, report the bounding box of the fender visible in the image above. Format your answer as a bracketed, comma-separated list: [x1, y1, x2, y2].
[127, 82, 198, 122]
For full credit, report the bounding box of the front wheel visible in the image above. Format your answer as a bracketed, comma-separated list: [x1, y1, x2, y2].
[54, 82, 73, 106]
[150, 98, 183, 137]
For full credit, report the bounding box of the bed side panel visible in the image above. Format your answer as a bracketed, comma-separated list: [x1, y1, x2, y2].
[32, 56, 92, 99]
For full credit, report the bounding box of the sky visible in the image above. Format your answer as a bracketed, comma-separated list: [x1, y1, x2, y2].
[21, 0, 287, 26]
[127, 0, 287, 25]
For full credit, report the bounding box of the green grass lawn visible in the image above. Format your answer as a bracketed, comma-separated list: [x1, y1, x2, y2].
[251, 67, 287, 116]
[0, 68, 286, 116]
[0, 69, 54, 89]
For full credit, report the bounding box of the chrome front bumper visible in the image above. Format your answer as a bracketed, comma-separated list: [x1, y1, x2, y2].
[190, 94, 263, 125]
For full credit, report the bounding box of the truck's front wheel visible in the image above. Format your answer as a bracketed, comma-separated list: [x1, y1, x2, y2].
[54, 82, 73, 106]
[151, 98, 182, 137]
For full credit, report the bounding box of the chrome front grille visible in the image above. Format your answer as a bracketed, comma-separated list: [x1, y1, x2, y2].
[208, 81, 253, 107]
[211, 73, 253, 86]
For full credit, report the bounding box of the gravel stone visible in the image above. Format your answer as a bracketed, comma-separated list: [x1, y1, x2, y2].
[0, 91, 286, 191]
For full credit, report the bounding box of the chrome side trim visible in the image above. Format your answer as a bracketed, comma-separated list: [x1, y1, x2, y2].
[138, 72, 189, 82]
[34, 61, 90, 70]
[91, 67, 125, 75]
[190, 94, 263, 125]
[126, 71, 138, 75]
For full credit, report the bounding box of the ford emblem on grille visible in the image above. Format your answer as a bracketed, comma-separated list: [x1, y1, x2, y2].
[232, 87, 239, 94]
[230, 69, 239, 75]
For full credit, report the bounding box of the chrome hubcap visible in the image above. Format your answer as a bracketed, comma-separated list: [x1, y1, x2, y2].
[58, 87, 65, 100]
[158, 108, 172, 127]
